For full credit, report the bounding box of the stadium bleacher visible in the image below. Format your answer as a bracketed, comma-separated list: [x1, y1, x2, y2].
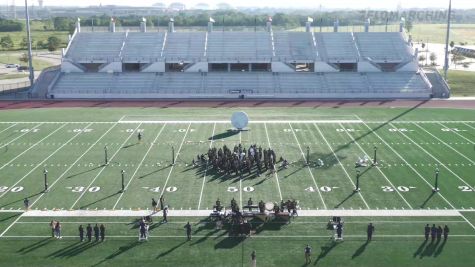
[50, 20, 435, 99]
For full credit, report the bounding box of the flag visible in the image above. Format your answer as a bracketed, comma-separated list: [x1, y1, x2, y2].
[307, 17, 314, 23]
[210, 17, 215, 23]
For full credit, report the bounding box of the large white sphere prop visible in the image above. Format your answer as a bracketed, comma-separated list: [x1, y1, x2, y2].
[231, 111, 249, 130]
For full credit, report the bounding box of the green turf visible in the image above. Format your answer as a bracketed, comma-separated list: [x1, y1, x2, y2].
[443, 70, 475, 97]
[0, 53, 55, 71]
[0, 107, 473, 266]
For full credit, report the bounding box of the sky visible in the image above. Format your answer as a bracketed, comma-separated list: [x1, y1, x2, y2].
[36, 0, 475, 9]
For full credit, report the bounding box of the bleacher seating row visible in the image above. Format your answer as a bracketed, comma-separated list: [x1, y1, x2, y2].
[50, 72, 431, 98]
[65, 31, 414, 63]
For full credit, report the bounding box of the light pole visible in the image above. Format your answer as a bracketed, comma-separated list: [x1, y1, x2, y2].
[373, 146, 377, 166]
[43, 168, 48, 192]
[104, 145, 108, 165]
[354, 170, 361, 192]
[24, 0, 35, 86]
[433, 168, 440, 192]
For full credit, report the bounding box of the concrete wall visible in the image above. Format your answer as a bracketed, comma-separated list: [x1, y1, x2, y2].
[357, 62, 382, 72]
[184, 62, 209, 72]
[396, 62, 419, 72]
[61, 61, 85, 73]
[99, 62, 122, 73]
[271, 62, 294, 72]
[141, 62, 165, 72]
[314, 62, 339, 72]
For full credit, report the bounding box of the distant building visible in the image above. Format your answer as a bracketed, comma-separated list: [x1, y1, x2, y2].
[169, 2, 186, 11]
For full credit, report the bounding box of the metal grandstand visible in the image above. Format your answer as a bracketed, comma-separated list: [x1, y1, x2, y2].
[32, 18, 450, 99]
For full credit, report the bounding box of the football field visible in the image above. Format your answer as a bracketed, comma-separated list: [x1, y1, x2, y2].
[0, 106, 474, 267]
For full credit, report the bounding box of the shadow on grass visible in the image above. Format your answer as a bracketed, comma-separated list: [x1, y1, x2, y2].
[334, 191, 357, 209]
[139, 165, 171, 179]
[122, 142, 139, 149]
[209, 130, 239, 141]
[314, 240, 340, 265]
[434, 239, 447, 257]
[92, 241, 143, 266]
[420, 192, 436, 208]
[79, 191, 121, 209]
[420, 239, 441, 258]
[17, 237, 53, 254]
[156, 241, 186, 259]
[47, 241, 97, 258]
[413, 240, 428, 258]
[66, 165, 104, 179]
[352, 241, 370, 259]
[214, 236, 245, 249]
[0, 192, 42, 209]
[0, 212, 21, 222]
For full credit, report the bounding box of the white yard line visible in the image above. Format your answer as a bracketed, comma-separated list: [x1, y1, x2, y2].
[415, 123, 475, 165]
[389, 122, 474, 191]
[0, 123, 17, 134]
[337, 123, 412, 209]
[0, 214, 23, 237]
[355, 116, 475, 231]
[120, 120, 363, 124]
[314, 123, 371, 209]
[197, 123, 216, 210]
[112, 124, 167, 210]
[0, 123, 89, 199]
[463, 122, 475, 132]
[69, 124, 143, 209]
[0, 123, 68, 171]
[159, 123, 191, 197]
[438, 122, 475, 145]
[289, 123, 327, 209]
[264, 123, 283, 201]
[0, 123, 43, 149]
[30, 123, 119, 208]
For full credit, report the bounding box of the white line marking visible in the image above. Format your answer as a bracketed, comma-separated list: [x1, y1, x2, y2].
[160, 123, 191, 197]
[289, 123, 327, 209]
[0, 124, 68, 171]
[389, 122, 474, 191]
[113, 124, 167, 209]
[0, 123, 91, 199]
[463, 122, 475, 132]
[314, 123, 371, 209]
[30, 123, 119, 208]
[197, 123, 216, 210]
[119, 120, 363, 124]
[338, 122, 412, 209]
[264, 123, 283, 201]
[70, 123, 143, 209]
[0, 214, 23, 237]
[415, 123, 474, 165]
[0, 123, 43, 150]
[0, 123, 17, 134]
[354, 116, 475, 231]
[439, 122, 475, 145]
